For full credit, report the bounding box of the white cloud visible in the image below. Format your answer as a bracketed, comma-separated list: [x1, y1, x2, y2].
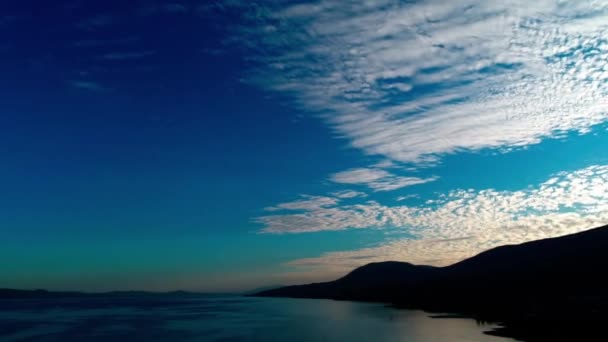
[331, 168, 388, 184]
[330, 167, 437, 191]
[230, 0, 608, 165]
[330, 190, 368, 199]
[396, 194, 418, 201]
[264, 195, 339, 212]
[260, 165, 608, 277]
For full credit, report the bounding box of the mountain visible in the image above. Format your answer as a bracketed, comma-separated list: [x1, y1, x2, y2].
[256, 224, 608, 341]
[256, 261, 439, 302]
[242, 285, 285, 295]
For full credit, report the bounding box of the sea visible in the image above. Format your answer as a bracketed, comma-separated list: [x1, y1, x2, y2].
[0, 294, 514, 341]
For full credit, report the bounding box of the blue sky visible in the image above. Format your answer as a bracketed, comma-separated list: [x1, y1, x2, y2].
[1, 0, 608, 292]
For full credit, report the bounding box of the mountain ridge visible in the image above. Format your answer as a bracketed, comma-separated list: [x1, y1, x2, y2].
[255, 224, 608, 341]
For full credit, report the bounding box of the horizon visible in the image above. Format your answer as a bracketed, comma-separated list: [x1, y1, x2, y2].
[2, 0, 608, 293]
[5, 223, 606, 294]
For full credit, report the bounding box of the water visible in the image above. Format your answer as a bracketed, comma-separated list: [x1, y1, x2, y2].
[0, 294, 513, 341]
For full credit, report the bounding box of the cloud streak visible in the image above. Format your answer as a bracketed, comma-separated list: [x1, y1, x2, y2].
[76, 15, 114, 31]
[99, 51, 156, 61]
[331, 190, 368, 199]
[330, 167, 437, 191]
[69, 80, 106, 92]
[264, 195, 339, 212]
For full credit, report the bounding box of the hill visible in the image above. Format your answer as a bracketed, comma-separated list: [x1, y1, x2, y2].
[256, 224, 608, 341]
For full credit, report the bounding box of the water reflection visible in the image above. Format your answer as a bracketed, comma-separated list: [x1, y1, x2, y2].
[0, 295, 513, 341]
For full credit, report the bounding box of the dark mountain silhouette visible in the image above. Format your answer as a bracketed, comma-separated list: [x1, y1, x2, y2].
[242, 285, 285, 295]
[256, 261, 440, 302]
[256, 224, 608, 341]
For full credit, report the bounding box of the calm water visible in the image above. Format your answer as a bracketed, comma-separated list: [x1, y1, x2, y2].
[0, 295, 513, 341]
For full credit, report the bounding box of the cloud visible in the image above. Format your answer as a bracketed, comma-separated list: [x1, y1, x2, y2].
[264, 195, 339, 212]
[371, 160, 397, 168]
[330, 167, 437, 191]
[258, 200, 386, 233]
[163, 3, 188, 13]
[221, 0, 608, 284]
[73, 37, 139, 48]
[99, 51, 156, 61]
[331, 168, 388, 184]
[77, 15, 114, 31]
[137, 3, 190, 16]
[263, 164, 608, 280]
[331, 190, 368, 199]
[396, 194, 418, 201]
[259, 164, 608, 234]
[228, 0, 608, 165]
[69, 80, 106, 92]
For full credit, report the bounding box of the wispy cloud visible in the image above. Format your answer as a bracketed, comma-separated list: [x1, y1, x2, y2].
[76, 15, 114, 31]
[396, 194, 418, 201]
[264, 164, 608, 280]
[331, 167, 437, 191]
[331, 190, 368, 199]
[137, 3, 190, 16]
[98, 51, 156, 61]
[73, 37, 140, 48]
[163, 3, 188, 13]
[264, 195, 339, 212]
[69, 80, 106, 92]
[227, 0, 608, 165]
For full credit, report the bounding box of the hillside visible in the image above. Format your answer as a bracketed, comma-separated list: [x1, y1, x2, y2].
[256, 224, 608, 341]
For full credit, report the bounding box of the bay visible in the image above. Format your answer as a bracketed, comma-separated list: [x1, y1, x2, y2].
[0, 294, 513, 341]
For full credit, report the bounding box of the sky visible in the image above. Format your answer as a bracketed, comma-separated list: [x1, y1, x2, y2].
[1, 0, 608, 292]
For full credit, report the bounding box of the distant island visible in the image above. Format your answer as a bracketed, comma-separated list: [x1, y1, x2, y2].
[255, 224, 608, 341]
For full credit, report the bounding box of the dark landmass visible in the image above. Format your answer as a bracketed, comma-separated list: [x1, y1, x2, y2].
[241, 284, 284, 295]
[256, 224, 608, 341]
[0, 289, 82, 299]
[428, 314, 471, 319]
